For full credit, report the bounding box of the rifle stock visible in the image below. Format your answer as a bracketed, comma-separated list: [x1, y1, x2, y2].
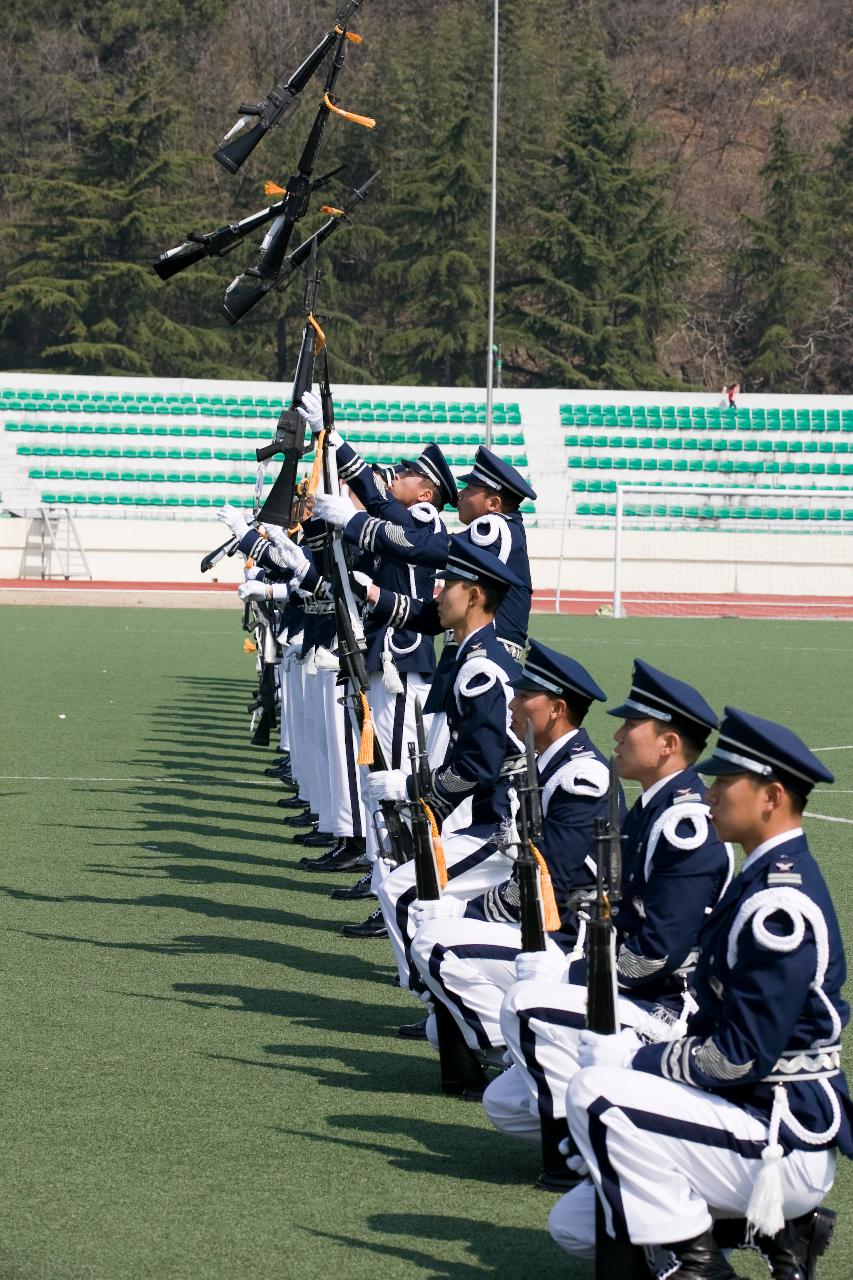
[517, 720, 546, 954]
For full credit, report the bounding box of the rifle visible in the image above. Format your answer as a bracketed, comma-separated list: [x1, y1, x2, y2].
[222, 24, 374, 325]
[316, 354, 412, 866]
[407, 698, 445, 900]
[214, 0, 365, 174]
[517, 719, 546, 954]
[199, 244, 322, 574]
[249, 599, 280, 747]
[587, 757, 649, 1280]
[152, 171, 377, 284]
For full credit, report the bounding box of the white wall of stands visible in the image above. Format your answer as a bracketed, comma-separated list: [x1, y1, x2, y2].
[1, 374, 851, 598]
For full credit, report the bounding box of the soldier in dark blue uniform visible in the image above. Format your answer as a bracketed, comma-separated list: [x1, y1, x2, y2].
[362, 539, 526, 993]
[318, 444, 536, 767]
[558, 708, 849, 1280]
[407, 642, 615, 1043]
[490, 663, 732, 1177]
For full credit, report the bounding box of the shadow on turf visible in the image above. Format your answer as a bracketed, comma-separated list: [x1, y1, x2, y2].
[274, 1113, 540, 1187]
[17, 928, 390, 984]
[0, 884, 341, 933]
[306, 1216, 590, 1279]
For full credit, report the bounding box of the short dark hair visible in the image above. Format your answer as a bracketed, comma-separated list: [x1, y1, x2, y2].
[651, 718, 704, 763]
[476, 581, 507, 615]
[562, 692, 592, 726]
[495, 487, 522, 513]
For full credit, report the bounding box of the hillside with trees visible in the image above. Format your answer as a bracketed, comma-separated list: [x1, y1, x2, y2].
[1, 0, 850, 391]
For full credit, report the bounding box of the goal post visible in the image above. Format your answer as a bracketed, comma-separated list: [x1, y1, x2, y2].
[610, 485, 853, 619]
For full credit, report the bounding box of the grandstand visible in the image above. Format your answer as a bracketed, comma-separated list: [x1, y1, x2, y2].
[1, 374, 852, 613]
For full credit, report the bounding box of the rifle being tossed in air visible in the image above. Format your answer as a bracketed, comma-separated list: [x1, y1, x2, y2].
[214, 0, 365, 174]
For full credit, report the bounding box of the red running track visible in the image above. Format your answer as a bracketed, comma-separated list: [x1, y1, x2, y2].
[532, 589, 853, 619]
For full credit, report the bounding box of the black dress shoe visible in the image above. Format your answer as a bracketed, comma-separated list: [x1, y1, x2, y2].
[397, 1018, 429, 1040]
[341, 906, 387, 939]
[299, 829, 337, 848]
[304, 840, 368, 873]
[277, 794, 308, 810]
[534, 1169, 583, 1192]
[330, 872, 374, 901]
[282, 808, 314, 828]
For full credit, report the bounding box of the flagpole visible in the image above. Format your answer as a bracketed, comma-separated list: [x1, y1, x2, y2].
[485, 0, 499, 450]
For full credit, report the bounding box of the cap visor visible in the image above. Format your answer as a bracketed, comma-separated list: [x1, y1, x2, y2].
[510, 674, 552, 694]
[607, 700, 644, 720]
[695, 753, 752, 777]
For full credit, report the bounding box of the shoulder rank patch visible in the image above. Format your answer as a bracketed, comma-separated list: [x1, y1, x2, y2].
[673, 790, 703, 804]
[767, 856, 803, 887]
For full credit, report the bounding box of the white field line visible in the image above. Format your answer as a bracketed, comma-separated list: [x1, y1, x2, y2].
[805, 813, 853, 825]
[810, 745, 853, 752]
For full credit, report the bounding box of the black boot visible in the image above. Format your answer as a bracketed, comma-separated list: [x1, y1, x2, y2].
[714, 1207, 835, 1280]
[535, 1116, 583, 1192]
[341, 906, 388, 939]
[330, 871, 375, 901]
[299, 842, 344, 869]
[434, 1002, 488, 1098]
[304, 838, 367, 873]
[662, 1231, 738, 1279]
[298, 828, 336, 848]
[397, 1018, 429, 1040]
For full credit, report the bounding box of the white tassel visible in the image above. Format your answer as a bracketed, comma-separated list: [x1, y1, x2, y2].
[747, 1085, 787, 1238]
[314, 645, 340, 671]
[381, 649, 404, 695]
[303, 645, 317, 676]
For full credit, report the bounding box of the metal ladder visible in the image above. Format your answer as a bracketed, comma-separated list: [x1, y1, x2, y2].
[20, 506, 93, 580]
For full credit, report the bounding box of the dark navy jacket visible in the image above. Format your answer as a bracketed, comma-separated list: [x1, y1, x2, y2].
[346, 507, 532, 710]
[333, 440, 440, 676]
[568, 768, 733, 1004]
[466, 727, 625, 949]
[409, 623, 523, 839]
[633, 830, 853, 1155]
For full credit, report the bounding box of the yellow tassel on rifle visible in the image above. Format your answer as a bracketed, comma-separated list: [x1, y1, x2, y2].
[243, 638, 257, 654]
[320, 206, 345, 218]
[265, 181, 287, 197]
[530, 842, 562, 931]
[335, 26, 363, 43]
[357, 690, 375, 765]
[305, 429, 326, 498]
[323, 93, 376, 129]
[308, 312, 326, 354]
[421, 801, 448, 888]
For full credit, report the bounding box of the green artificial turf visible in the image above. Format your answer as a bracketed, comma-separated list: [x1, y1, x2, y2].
[0, 605, 851, 1279]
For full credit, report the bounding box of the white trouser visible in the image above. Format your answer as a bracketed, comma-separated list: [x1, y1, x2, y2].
[362, 672, 432, 861]
[554, 1066, 836, 1254]
[300, 666, 325, 823]
[376, 830, 512, 991]
[411, 919, 565, 1053]
[319, 669, 365, 839]
[277, 655, 289, 752]
[482, 1065, 541, 1143]
[285, 655, 306, 793]
[494, 980, 649, 1128]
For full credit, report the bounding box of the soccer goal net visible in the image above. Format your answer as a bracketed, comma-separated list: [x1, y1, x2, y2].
[606, 485, 853, 618]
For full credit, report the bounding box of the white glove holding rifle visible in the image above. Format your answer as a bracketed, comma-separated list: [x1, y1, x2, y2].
[297, 390, 343, 445]
[312, 491, 358, 530]
[217, 504, 250, 539]
[263, 532, 311, 583]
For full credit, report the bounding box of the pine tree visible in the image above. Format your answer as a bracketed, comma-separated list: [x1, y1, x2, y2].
[813, 114, 853, 392]
[731, 115, 822, 391]
[373, 1, 492, 386]
[499, 39, 689, 389]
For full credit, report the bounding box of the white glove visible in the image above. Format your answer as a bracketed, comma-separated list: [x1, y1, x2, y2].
[267, 535, 310, 582]
[577, 1028, 641, 1071]
[557, 1138, 590, 1178]
[260, 522, 285, 541]
[313, 491, 358, 530]
[297, 390, 324, 434]
[244, 565, 264, 581]
[217, 504, 250, 538]
[237, 580, 266, 601]
[238, 581, 289, 603]
[364, 769, 409, 804]
[515, 950, 567, 985]
[413, 896, 465, 929]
